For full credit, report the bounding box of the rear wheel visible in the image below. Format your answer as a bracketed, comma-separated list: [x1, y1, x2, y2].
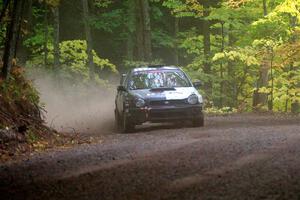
[192, 115, 204, 127]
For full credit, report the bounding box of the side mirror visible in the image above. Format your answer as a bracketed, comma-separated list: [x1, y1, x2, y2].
[192, 80, 202, 89]
[117, 85, 127, 92]
[120, 74, 127, 85]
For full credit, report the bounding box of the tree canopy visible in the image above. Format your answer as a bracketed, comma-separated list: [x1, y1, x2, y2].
[0, 0, 299, 113]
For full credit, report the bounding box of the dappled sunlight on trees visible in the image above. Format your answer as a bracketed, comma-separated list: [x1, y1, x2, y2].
[0, 0, 299, 113]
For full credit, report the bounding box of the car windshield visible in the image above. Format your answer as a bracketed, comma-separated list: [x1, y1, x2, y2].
[128, 70, 191, 90]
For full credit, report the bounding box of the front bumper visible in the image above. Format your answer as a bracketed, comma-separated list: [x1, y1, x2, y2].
[125, 104, 203, 124]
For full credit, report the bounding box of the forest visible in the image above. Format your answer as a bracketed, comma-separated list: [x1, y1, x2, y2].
[1, 0, 300, 113]
[2, 0, 300, 197]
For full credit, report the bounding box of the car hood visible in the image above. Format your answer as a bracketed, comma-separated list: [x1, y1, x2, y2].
[129, 87, 203, 103]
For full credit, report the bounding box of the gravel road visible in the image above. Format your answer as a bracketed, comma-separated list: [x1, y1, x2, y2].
[1, 114, 300, 200]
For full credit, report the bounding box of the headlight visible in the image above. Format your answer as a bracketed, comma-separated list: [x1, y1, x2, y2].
[187, 94, 198, 105]
[135, 98, 145, 107]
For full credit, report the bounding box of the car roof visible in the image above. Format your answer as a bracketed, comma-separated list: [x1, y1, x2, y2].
[132, 65, 180, 73]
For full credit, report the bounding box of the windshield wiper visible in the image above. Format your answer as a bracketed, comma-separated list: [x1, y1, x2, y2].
[150, 87, 176, 92]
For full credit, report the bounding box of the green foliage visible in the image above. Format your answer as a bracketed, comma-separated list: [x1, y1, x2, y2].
[0, 70, 40, 105]
[152, 29, 174, 48]
[26, 129, 39, 144]
[90, 9, 124, 33]
[177, 0, 300, 112]
[205, 106, 238, 115]
[213, 49, 259, 66]
[94, 0, 113, 8]
[0, 26, 6, 49]
[24, 24, 53, 50]
[59, 40, 117, 81]
[11, 0, 300, 113]
[44, 0, 60, 7]
[123, 59, 163, 70]
[26, 40, 117, 83]
[162, 0, 203, 17]
[180, 34, 203, 55]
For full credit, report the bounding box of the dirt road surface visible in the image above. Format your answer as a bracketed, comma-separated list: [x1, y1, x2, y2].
[1, 114, 300, 200]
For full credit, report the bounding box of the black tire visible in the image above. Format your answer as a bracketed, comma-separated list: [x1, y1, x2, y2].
[120, 113, 135, 133]
[192, 115, 204, 127]
[114, 109, 121, 131]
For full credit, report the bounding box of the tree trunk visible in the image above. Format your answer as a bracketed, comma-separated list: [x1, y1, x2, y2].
[290, 16, 299, 113]
[135, 0, 144, 61]
[53, 6, 60, 71]
[267, 49, 274, 111]
[13, 0, 26, 59]
[257, 60, 269, 105]
[263, 0, 267, 16]
[285, 64, 293, 112]
[25, 0, 33, 31]
[44, 1, 49, 66]
[219, 22, 225, 108]
[261, 0, 269, 95]
[126, 0, 135, 61]
[227, 23, 237, 107]
[135, 0, 152, 62]
[253, 0, 268, 109]
[203, 4, 212, 99]
[291, 100, 300, 114]
[82, 0, 95, 80]
[173, 17, 179, 65]
[126, 31, 134, 61]
[0, 0, 10, 26]
[141, 0, 152, 62]
[17, 0, 33, 64]
[1, 0, 23, 79]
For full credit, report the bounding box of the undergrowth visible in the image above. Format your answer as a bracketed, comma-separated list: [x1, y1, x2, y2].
[0, 66, 87, 162]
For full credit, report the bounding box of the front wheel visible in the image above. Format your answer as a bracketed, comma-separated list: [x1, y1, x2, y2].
[120, 113, 135, 133]
[115, 109, 121, 131]
[192, 115, 204, 127]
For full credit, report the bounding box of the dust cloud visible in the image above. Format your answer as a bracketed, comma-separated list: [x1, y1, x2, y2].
[27, 70, 118, 135]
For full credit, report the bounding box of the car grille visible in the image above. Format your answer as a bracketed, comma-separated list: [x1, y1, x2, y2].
[149, 99, 187, 106]
[150, 111, 185, 119]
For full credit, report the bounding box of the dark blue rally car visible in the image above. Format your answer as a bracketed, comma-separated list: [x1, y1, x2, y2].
[114, 65, 204, 132]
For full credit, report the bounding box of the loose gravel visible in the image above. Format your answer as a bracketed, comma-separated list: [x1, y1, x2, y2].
[1, 114, 300, 200]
